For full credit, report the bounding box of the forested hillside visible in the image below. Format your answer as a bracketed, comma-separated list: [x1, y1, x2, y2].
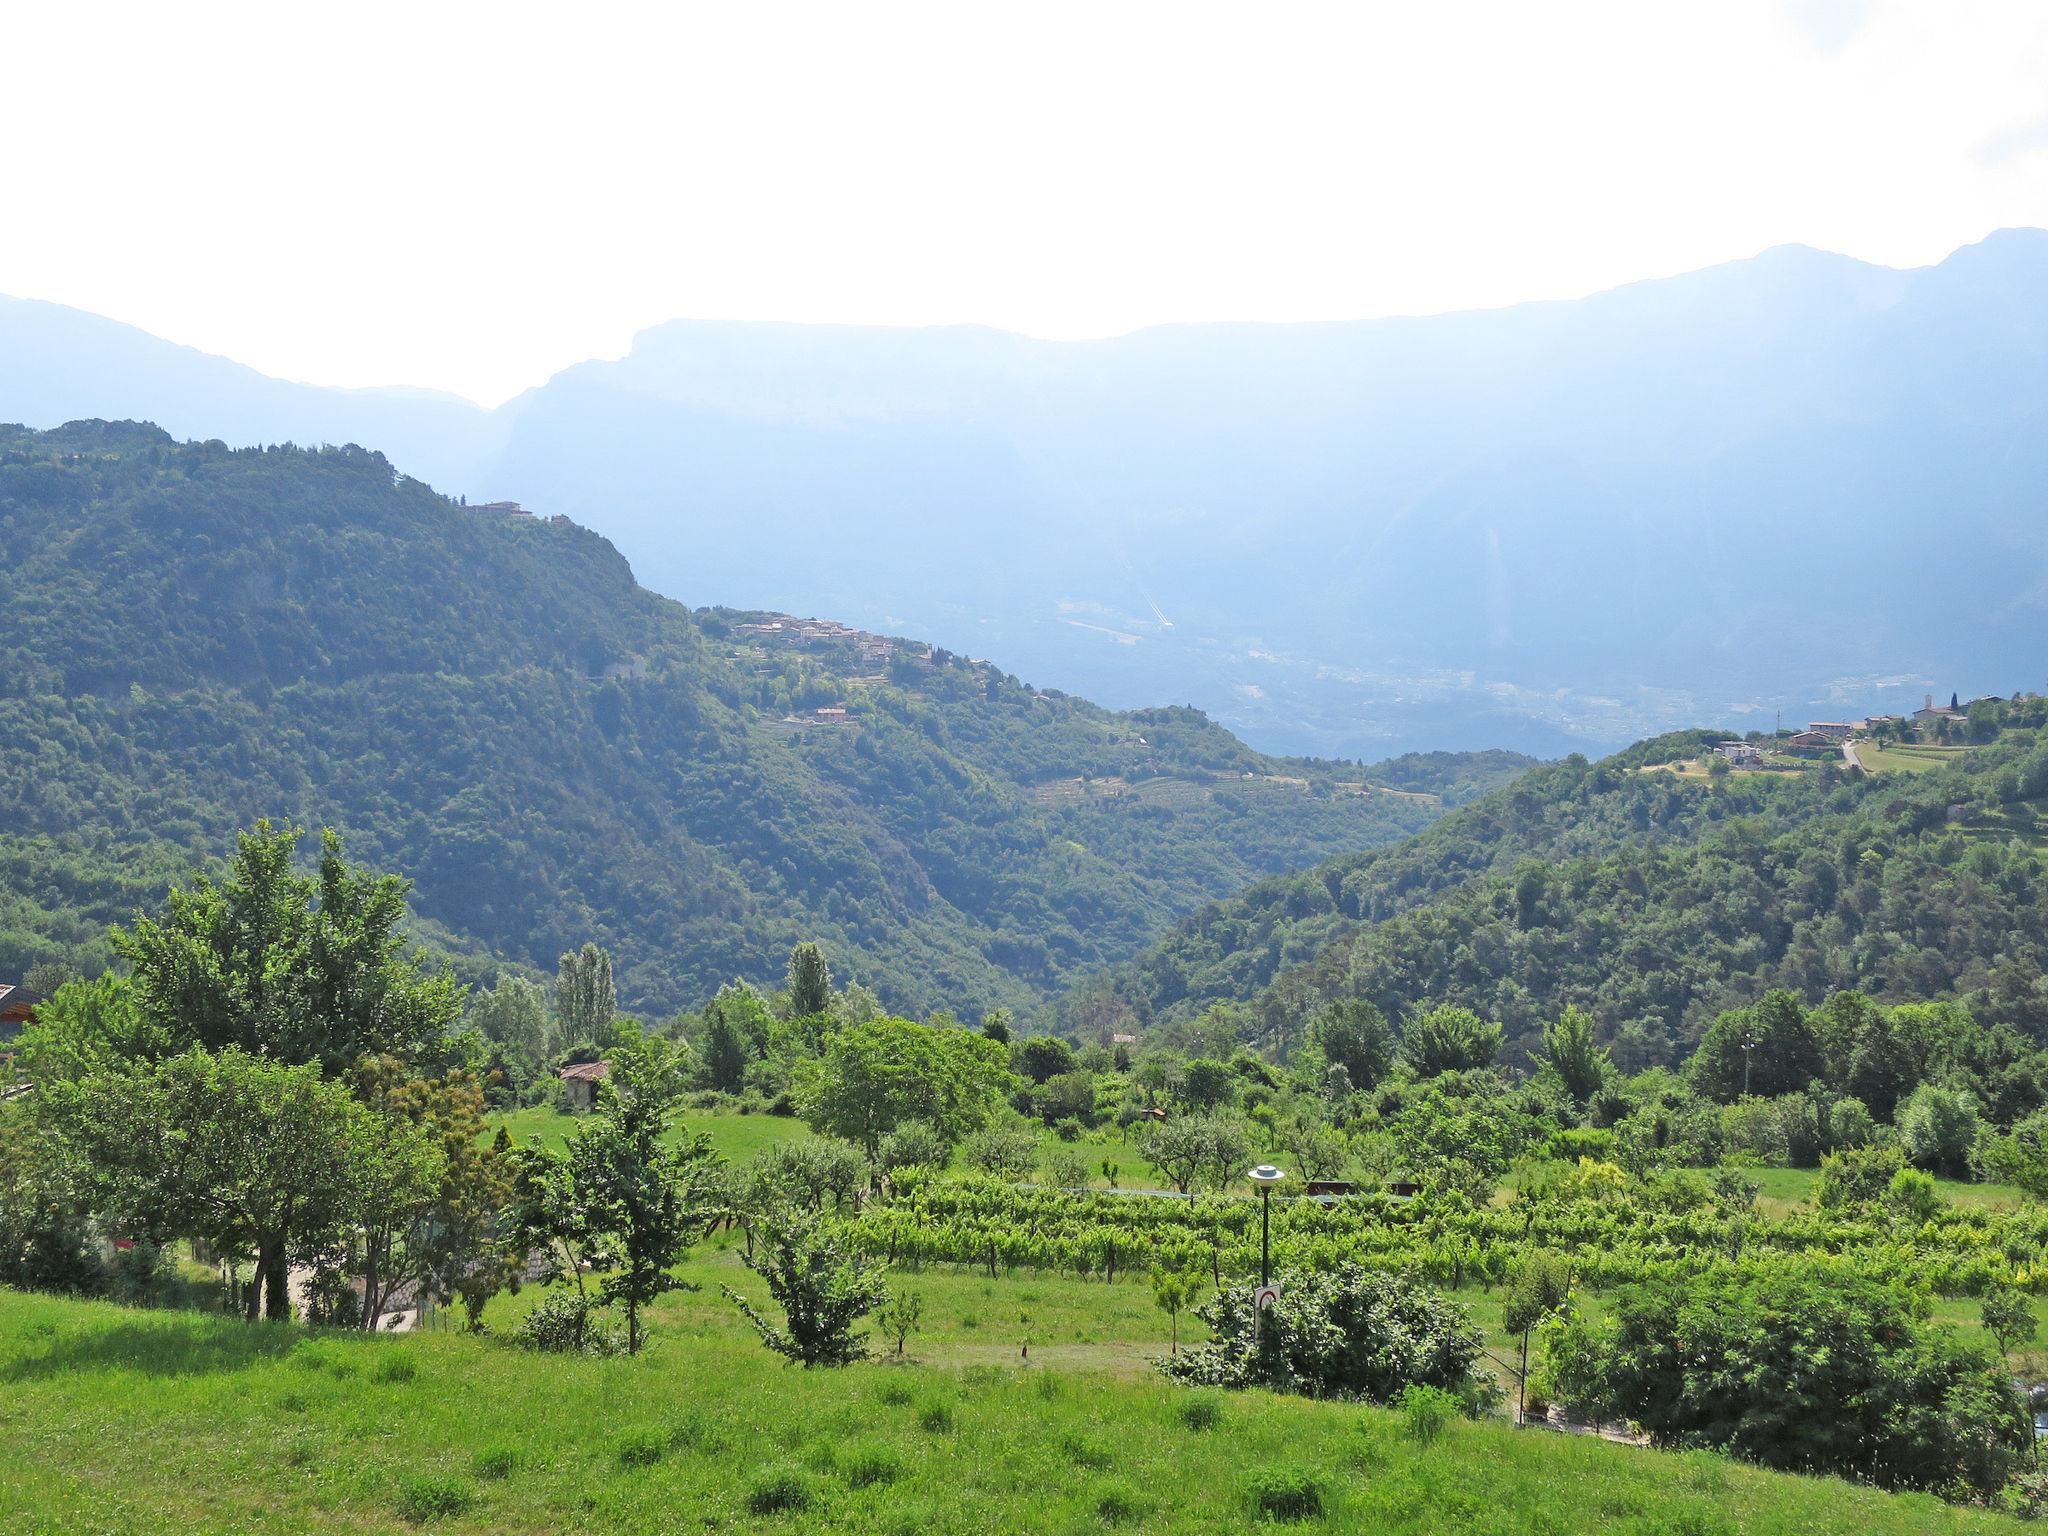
[0, 420, 1522, 1017]
[1077, 719, 2048, 1062]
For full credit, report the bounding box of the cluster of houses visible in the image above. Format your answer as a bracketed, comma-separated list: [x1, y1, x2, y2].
[0, 981, 42, 1082]
[1713, 690, 2017, 767]
[733, 616, 934, 673]
[461, 499, 575, 528]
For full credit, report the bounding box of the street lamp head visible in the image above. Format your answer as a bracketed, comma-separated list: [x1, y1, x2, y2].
[1248, 1164, 1286, 1187]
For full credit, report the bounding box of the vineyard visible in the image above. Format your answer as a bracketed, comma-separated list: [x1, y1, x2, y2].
[846, 1176, 2048, 1298]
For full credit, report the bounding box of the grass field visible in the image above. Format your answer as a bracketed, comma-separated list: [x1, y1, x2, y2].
[0, 1250, 2028, 1534]
[1857, 742, 1976, 775]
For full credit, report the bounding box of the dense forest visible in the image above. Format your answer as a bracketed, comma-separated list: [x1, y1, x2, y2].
[1075, 717, 2048, 1064]
[0, 420, 1526, 1017]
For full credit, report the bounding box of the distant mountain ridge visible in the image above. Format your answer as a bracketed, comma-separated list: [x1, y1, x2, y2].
[8, 229, 2047, 757]
[0, 420, 1522, 1019]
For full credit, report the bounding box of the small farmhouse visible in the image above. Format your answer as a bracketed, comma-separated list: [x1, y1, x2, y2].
[557, 1060, 610, 1110]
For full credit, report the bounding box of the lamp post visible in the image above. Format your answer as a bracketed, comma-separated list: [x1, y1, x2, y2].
[1248, 1164, 1286, 1286]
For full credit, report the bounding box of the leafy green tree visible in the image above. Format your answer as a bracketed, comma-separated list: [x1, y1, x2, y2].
[1816, 1142, 1906, 1210]
[1152, 1264, 1201, 1356]
[1547, 1265, 2028, 1494]
[1501, 1250, 1572, 1425]
[1177, 1057, 1236, 1111]
[1885, 1167, 1942, 1226]
[786, 941, 832, 1019]
[1163, 1263, 1485, 1404]
[1980, 1109, 2048, 1199]
[44, 1046, 427, 1321]
[797, 1017, 1012, 1162]
[1688, 992, 1824, 1103]
[112, 822, 460, 1076]
[553, 942, 616, 1049]
[508, 1031, 719, 1354]
[877, 1288, 924, 1358]
[700, 1009, 751, 1094]
[574, 1032, 720, 1353]
[1541, 1006, 1608, 1107]
[726, 1206, 887, 1366]
[1982, 1286, 2038, 1361]
[347, 1059, 514, 1331]
[1895, 1082, 1982, 1178]
[467, 976, 554, 1095]
[1400, 1006, 1503, 1077]
[1309, 999, 1395, 1093]
[1140, 1114, 1249, 1197]
[961, 1124, 1039, 1179]
[878, 1121, 950, 1180]
[1016, 1034, 1077, 1084]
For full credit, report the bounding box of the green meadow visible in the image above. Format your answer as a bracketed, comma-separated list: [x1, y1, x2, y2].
[0, 1247, 2027, 1536]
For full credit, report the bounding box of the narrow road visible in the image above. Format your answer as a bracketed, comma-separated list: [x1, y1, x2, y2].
[1842, 739, 1866, 774]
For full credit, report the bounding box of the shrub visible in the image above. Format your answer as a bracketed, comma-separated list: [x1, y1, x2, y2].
[398, 1476, 475, 1522]
[1243, 1466, 1324, 1522]
[1057, 1431, 1113, 1468]
[615, 1426, 668, 1468]
[1162, 1263, 1484, 1404]
[840, 1443, 903, 1488]
[369, 1353, 418, 1384]
[1096, 1482, 1148, 1524]
[471, 1446, 518, 1481]
[1175, 1393, 1225, 1431]
[1400, 1384, 1458, 1444]
[515, 1290, 627, 1355]
[745, 1463, 815, 1514]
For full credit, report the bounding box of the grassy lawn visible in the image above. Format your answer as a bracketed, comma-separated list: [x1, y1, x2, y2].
[1858, 742, 1975, 775]
[1745, 1164, 2025, 1217]
[492, 1105, 815, 1162]
[0, 1267, 2026, 1534]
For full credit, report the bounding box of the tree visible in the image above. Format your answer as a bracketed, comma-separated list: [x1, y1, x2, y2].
[1401, 1006, 1503, 1077]
[1816, 1142, 1905, 1210]
[786, 941, 832, 1019]
[347, 1059, 514, 1331]
[1500, 1250, 1571, 1425]
[573, 1032, 721, 1353]
[1152, 1265, 1201, 1356]
[1140, 1114, 1248, 1197]
[961, 1124, 1039, 1179]
[1980, 1109, 2048, 1200]
[1309, 999, 1395, 1093]
[467, 976, 554, 1098]
[1895, 1082, 1981, 1178]
[700, 1009, 751, 1094]
[112, 822, 461, 1076]
[797, 1017, 1011, 1163]
[1548, 1265, 2028, 1494]
[877, 1288, 924, 1358]
[1178, 1058, 1236, 1111]
[1016, 1035, 1076, 1084]
[1541, 1006, 1608, 1107]
[1982, 1286, 2038, 1361]
[508, 1032, 720, 1354]
[726, 1207, 887, 1366]
[554, 943, 616, 1049]
[1689, 992, 1824, 1103]
[44, 1046, 424, 1321]
[1163, 1263, 1486, 1405]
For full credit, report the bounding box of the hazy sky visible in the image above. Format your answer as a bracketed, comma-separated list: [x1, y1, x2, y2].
[6, 1, 2046, 405]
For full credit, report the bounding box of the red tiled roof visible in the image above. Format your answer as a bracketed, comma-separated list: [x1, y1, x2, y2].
[557, 1061, 610, 1082]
